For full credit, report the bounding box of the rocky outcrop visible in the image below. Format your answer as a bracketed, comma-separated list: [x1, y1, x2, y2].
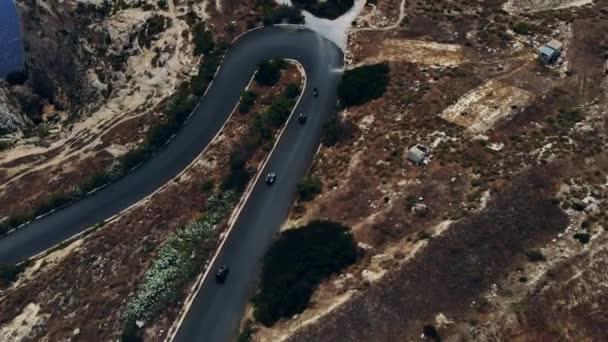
[15, 0, 112, 116]
[0, 0, 172, 134]
[0, 84, 29, 134]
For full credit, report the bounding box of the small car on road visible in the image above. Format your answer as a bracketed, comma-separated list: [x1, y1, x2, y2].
[216, 265, 229, 283]
[298, 113, 307, 125]
[265, 172, 277, 185]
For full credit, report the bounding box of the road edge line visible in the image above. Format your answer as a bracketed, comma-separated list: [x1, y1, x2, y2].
[22, 72, 262, 265]
[164, 60, 307, 342]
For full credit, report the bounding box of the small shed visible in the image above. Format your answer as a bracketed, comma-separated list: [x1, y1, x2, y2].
[407, 144, 429, 165]
[538, 39, 563, 64]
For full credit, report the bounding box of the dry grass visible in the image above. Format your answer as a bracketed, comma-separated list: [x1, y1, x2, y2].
[0, 65, 302, 342]
[440, 79, 533, 133]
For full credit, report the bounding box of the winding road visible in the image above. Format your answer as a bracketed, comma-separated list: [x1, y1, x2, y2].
[0, 26, 343, 341]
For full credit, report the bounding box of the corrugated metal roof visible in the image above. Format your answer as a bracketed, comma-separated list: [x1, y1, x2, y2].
[539, 46, 556, 56]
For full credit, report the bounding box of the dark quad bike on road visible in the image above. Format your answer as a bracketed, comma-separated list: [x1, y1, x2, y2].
[265, 172, 277, 185]
[215, 265, 229, 283]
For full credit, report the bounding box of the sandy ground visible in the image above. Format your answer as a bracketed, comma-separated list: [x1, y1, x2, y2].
[0, 64, 303, 342]
[503, 0, 595, 13]
[0, 2, 197, 189]
[440, 79, 533, 134]
[0, 303, 48, 342]
[354, 39, 465, 67]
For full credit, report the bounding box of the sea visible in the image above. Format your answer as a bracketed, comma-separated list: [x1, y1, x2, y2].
[0, 0, 24, 77]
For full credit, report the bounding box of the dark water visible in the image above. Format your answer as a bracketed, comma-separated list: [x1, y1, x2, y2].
[0, 0, 24, 77]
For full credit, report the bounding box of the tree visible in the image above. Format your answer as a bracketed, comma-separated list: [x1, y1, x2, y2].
[0, 264, 22, 283]
[338, 63, 390, 107]
[253, 220, 358, 326]
[255, 59, 283, 86]
[5, 70, 27, 85]
[239, 91, 257, 113]
[193, 23, 215, 55]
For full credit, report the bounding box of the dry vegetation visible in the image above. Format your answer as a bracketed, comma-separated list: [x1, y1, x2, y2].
[247, 0, 608, 340]
[0, 0, 269, 229]
[0, 61, 302, 341]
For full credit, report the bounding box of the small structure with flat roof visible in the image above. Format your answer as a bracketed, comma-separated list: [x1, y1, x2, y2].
[407, 144, 429, 165]
[538, 39, 563, 64]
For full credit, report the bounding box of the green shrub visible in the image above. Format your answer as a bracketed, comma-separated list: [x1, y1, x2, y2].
[239, 91, 257, 113]
[263, 5, 304, 26]
[193, 23, 215, 55]
[422, 324, 439, 339]
[5, 70, 27, 86]
[0, 263, 23, 283]
[338, 63, 390, 107]
[120, 147, 152, 171]
[33, 191, 74, 217]
[297, 177, 322, 201]
[284, 82, 301, 99]
[322, 113, 352, 146]
[571, 201, 586, 212]
[265, 96, 294, 127]
[512, 22, 530, 35]
[222, 153, 253, 193]
[573, 232, 591, 244]
[525, 250, 546, 262]
[255, 59, 284, 87]
[253, 220, 358, 326]
[200, 179, 214, 193]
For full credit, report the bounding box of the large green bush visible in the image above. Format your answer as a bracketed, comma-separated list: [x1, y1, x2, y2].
[338, 63, 390, 107]
[255, 59, 284, 86]
[253, 220, 358, 326]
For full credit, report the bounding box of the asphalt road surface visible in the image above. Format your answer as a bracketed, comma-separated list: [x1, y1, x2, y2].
[0, 26, 343, 341]
[172, 29, 342, 342]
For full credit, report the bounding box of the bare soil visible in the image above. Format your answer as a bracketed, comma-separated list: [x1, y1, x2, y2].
[0, 65, 302, 342]
[247, 0, 608, 340]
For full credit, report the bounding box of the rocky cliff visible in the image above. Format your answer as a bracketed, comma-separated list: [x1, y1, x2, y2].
[0, 0, 174, 134]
